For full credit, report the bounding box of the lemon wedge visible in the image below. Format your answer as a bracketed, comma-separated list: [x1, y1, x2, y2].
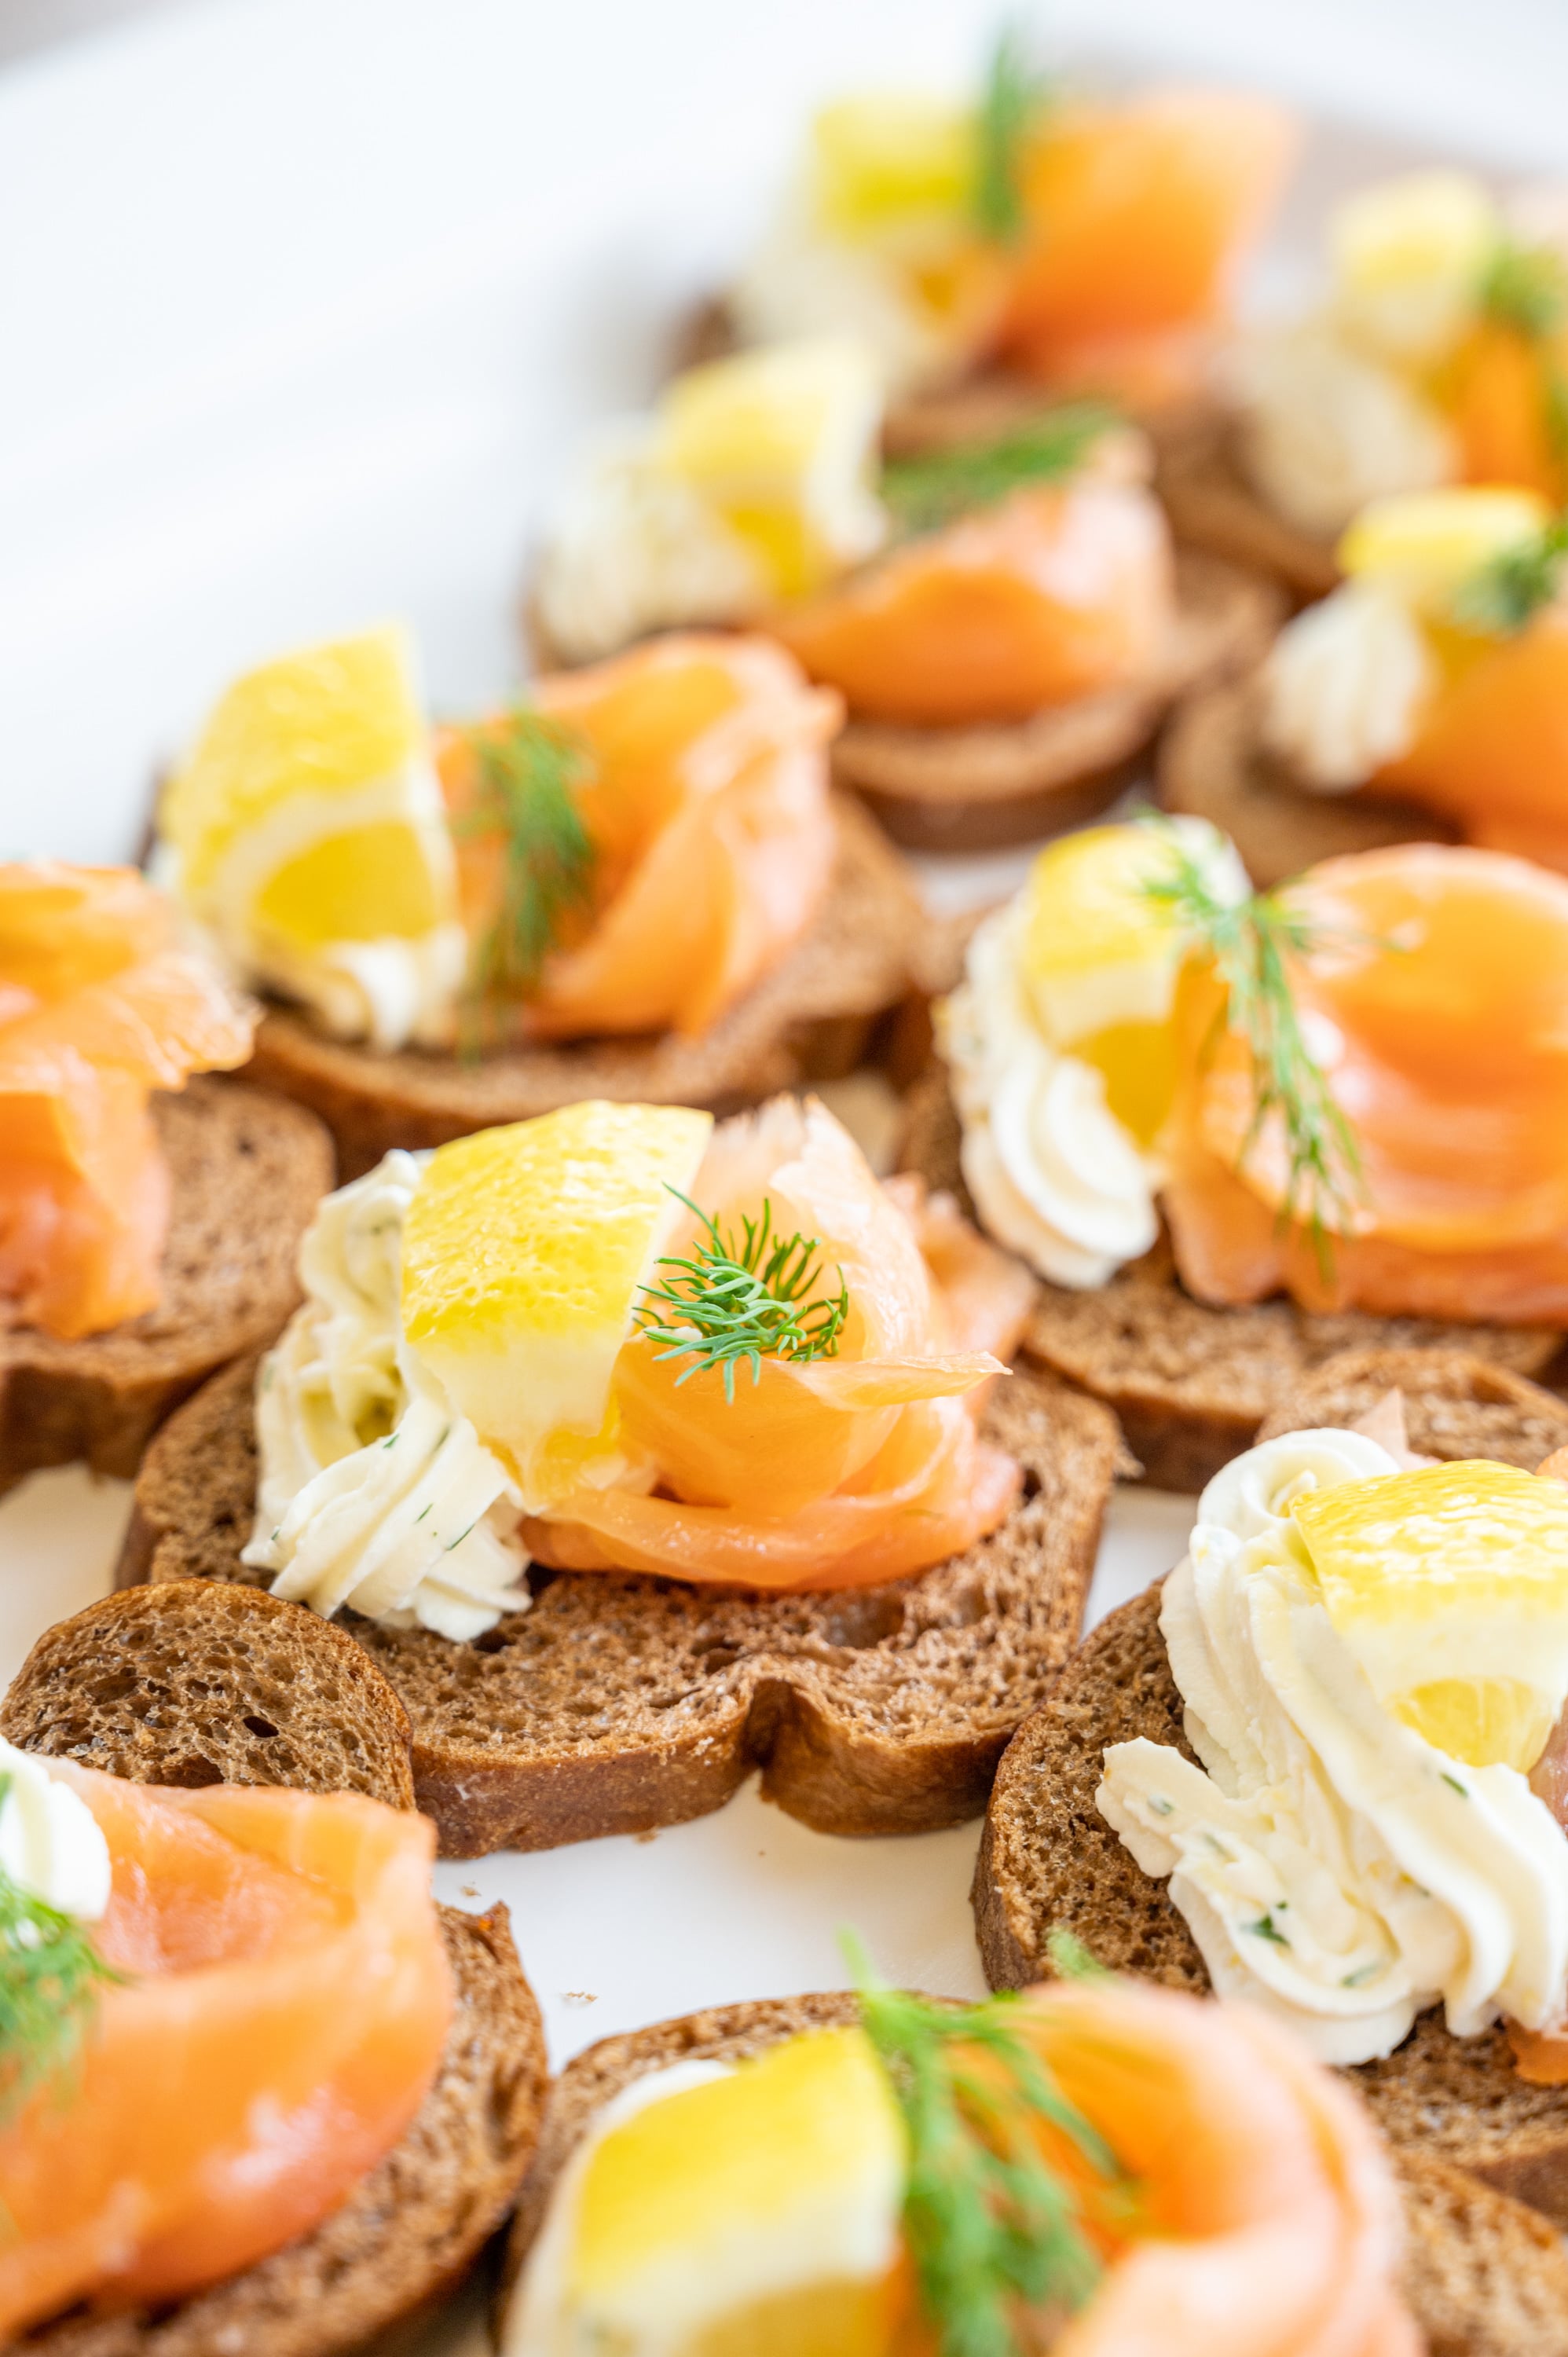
[1292, 1460, 1568, 1771]
[1338, 489, 1550, 619]
[1017, 819, 1246, 1146]
[518, 2029, 906, 2356]
[400, 1102, 712, 1512]
[810, 93, 976, 241]
[1333, 171, 1498, 304]
[654, 339, 886, 600]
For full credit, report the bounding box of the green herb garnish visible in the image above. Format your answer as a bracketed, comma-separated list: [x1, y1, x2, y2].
[1140, 820, 1366, 1274]
[881, 402, 1118, 535]
[850, 1939, 1127, 2357]
[455, 707, 597, 1032]
[973, 24, 1050, 245]
[1247, 1912, 1290, 1947]
[1451, 509, 1568, 634]
[634, 1188, 850, 1402]
[1480, 236, 1568, 341]
[0, 1818, 121, 2121]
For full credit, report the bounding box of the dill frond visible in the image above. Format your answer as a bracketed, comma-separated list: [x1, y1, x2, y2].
[0, 1831, 121, 2120]
[849, 1941, 1127, 2357]
[973, 24, 1050, 246]
[1451, 509, 1568, 635]
[1139, 820, 1365, 1276]
[1479, 236, 1568, 340]
[633, 1189, 850, 1402]
[455, 706, 596, 1032]
[881, 403, 1118, 536]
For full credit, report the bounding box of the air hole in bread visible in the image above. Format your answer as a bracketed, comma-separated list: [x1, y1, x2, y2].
[243, 1714, 279, 1739]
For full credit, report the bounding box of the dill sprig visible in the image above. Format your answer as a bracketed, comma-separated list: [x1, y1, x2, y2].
[881, 403, 1118, 536]
[850, 1943, 1125, 2357]
[1139, 822, 1365, 1273]
[454, 707, 596, 1025]
[973, 24, 1050, 245]
[1479, 236, 1568, 341]
[634, 1188, 849, 1402]
[1451, 509, 1568, 634]
[0, 1824, 121, 2119]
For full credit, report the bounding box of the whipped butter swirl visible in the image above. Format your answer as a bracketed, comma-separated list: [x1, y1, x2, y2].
[0, 1742, 111, 1924]
[1098, 1431, 1568, 2065]
[1261, 579, 1436, 790]
[244, 1153, 529, 1641]
[1233, 324, 1455, 543]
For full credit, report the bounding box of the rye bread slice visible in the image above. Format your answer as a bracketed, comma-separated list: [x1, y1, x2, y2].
[246, 797, 923, 1180]
[1158, 669, 1453, 890]
[898, 1067, 1560, 1490]
[117, 1353, 1123, 1857]
[1256, 1347, 1568, 1467]
[1156, 409, 1341, 601]
[1, 1584, 547, 2357]
[0, 1079, 333, 1494]
[503, 1990, 1568, 2357]
[0, 1581, 416, 1809]
[973, 1582, 1568, 2226]
[833, 554, 1284, 854]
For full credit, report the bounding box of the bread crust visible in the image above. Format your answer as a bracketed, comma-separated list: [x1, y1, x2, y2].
[975, 1582, 1568, 2230]
[117, 1354, 1123, 1857]
[0, 1080, 333, 1494]
[1156, 410, 1341, 600]
[246, 797, 924, 1179]
[899, 1069, 1560, 1490]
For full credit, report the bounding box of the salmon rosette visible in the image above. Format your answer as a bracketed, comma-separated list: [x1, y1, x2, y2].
[247, 1095, 1036, 1637]
[0, 863, 253, 1340]
[0, 1747, 450, 2341]
[502, 1968, 1416, 2355]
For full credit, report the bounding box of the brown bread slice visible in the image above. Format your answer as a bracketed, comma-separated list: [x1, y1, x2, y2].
[2, 1584, 547, 2357]
[973, 1582, 1568, 2226]
[899, 1067, 1560, 1489]
[118, 1352, 1123, 1857]
[1257, 1347, 1568, 1466]
[0, 1078, 333, 1494]
[247, 797, 924, 1179]
[1158, 670, 1452, 890]
[0, 1581, 416, 1809]
[503, 1991, 1568, 2357]
[833, 554, 1284, 853]
[1156, 409, 1341, 600]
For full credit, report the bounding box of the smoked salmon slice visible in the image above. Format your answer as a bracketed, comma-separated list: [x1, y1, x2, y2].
[771, 480, 1173, 728]
[0, 865, 254, 1341]
[1163, 843, 1568, 1322]
[0, 1764, 450, 2339]
[1377, 610, 1568, 872]
[526, 1098, 1031, 1589]
[438, 634, 840, 1039]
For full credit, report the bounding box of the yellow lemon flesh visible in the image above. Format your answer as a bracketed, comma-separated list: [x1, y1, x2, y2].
[560, 2029, 907, 2356]
[1332, 170, 1497, 306]
[1338, 489, 1550, 624]
[159, 625, 456, 951]
[1292, 1459, 1568, 1771]
[654, 340, 885, 600]
[400, 1102, 712, 1511]
[810, 93, 976, 241]
[1017, 821, 1241, 1146]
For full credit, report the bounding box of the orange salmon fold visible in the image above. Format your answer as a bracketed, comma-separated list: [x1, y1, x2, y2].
[1376, 610, 1568, 874]
[440, 633, 840, 1039]
[0, 864, 254, 1340]
[0, 1766, 451, 2341]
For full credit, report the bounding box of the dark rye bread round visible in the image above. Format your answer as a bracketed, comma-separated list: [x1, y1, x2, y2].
[1155, 409, 1341, 601]
[502, 1989, 1568, 2357]
[0, 1079, 333, 1494]
[1256, 1347, 1568, 1467]
[833, 554, 1284, 854]
[973, 1584, 1568, 2230]
[1, 1583, 547, 2357]
[1158, 670, 1453, 891]
[116, 1351, 1123, 1858]
[898, 1067, 1560, 1490]
[247, 797, 924, 1180]
[0, 1582, 416, 1809]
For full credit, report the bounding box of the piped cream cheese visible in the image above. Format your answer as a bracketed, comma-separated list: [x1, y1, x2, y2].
[0, 1742, 111, 1924]
[1097, 1431, 1568, 2065]
[1261, 579, 1436, 790]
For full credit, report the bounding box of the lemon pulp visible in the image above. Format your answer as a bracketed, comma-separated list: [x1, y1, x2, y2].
[253, 821, 445, 948]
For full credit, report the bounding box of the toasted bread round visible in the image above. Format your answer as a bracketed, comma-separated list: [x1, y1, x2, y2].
[0, 1079, 334, 1497]
[835, 553, 1284, 852]
[1158, 670, 1453, 889]
[505, 1988, 1568, 2357]
[898, 1068, 1560, 1490]
[974, 1582, 1568, 2233]
[1257, 1347, 1568, 1467]
[2, 1582, 546, 2357]
[118, 1351, 1123, 1858]
[1156, 409, 1341, 601]
[247, 797, 922, 1179]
